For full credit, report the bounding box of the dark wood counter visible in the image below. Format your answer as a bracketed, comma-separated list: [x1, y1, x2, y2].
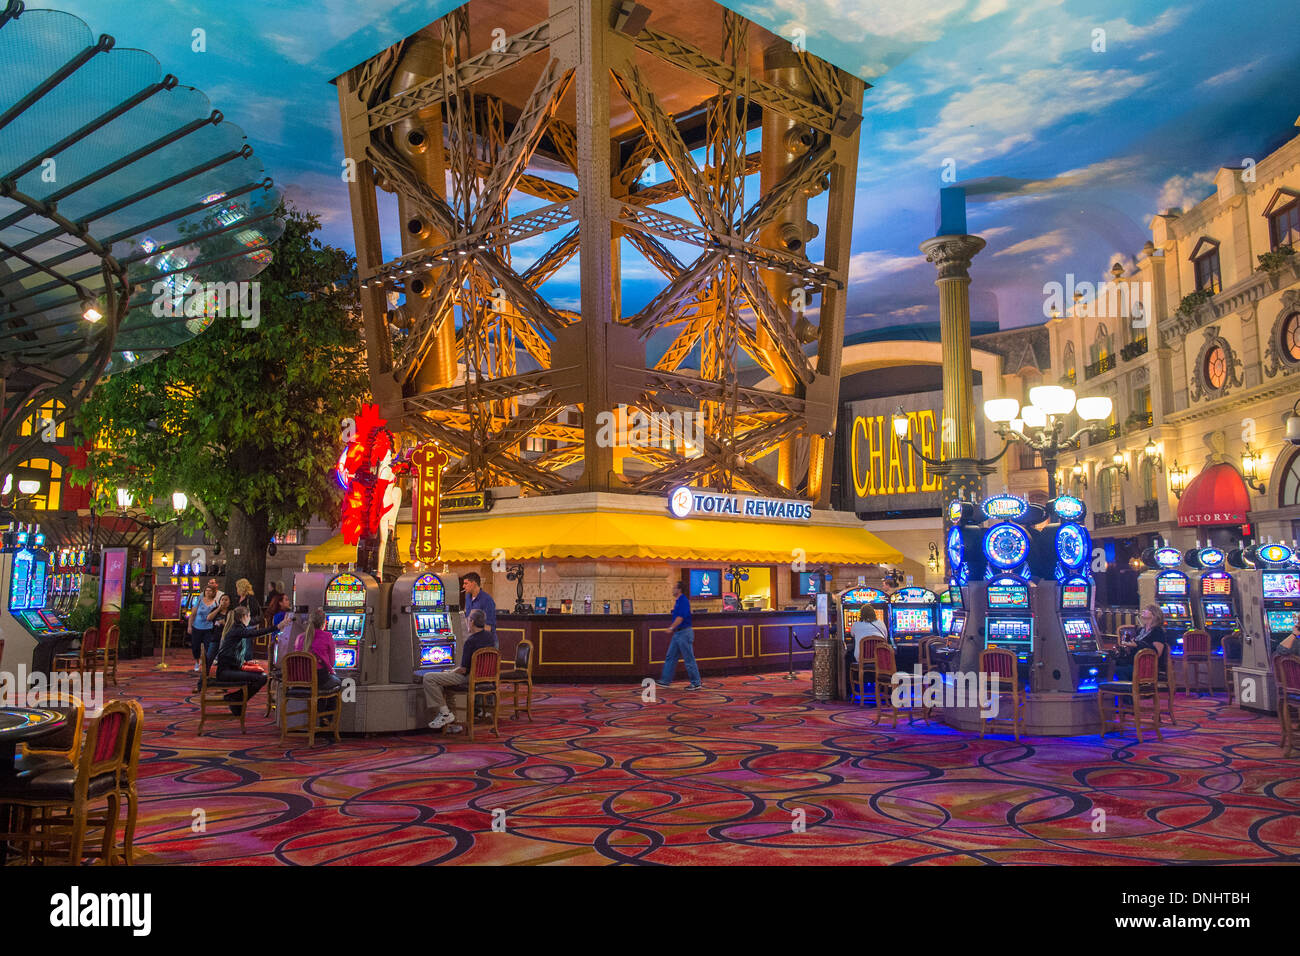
[495, 610, 817, 681]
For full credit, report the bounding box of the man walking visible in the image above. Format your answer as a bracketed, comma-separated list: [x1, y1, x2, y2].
[657, 580, 702, 690]
[461, 572, 497, 647]
[426, 608, 496, 729]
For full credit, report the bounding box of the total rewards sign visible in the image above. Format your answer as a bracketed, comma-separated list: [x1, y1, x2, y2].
[668, 486, 813, 522]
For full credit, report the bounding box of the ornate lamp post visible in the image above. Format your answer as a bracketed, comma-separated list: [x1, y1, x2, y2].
[980, 386, 1113, 499]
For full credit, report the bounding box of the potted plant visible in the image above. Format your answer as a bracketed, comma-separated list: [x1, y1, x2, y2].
[1257, 244, 1294, 274]
[1176, 289, 1214, 317]
[110, 567, 153, 659]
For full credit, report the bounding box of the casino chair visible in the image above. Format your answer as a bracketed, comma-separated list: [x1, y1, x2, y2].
[279, 651, 341, 747]
[978, 647, 1025, 742]
[99, 624, 121, 687]
[446, 647, 501, 741]
[195, 647, 250, 736]
[1155, 641, 1177, 726]
[1274, 655, 1300, 758]
[17, 691, 84, 769]
[53, 625, 101, 679]
[850, 635, 886, 707]
[1180, 629, 1213, 696]
[0, 699, 134, 865]
[918, 637, 947, 719]
[497, 638, 535, 721]
[1097, 648, 1162, 743]
[871, 642, 905, 727]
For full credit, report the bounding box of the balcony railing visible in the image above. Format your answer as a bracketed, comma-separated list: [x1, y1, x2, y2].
[1088, 422, 1122, 443]
[1135, 500, 1159, 524]
[1120, 337, 1148, 362]
[1124, 412, 1153, 433]
[1094, 508, 1127, 529]
[1084, 354, 1116, 379]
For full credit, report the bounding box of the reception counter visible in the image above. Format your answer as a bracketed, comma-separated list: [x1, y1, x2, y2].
[495, 610, 818, 681]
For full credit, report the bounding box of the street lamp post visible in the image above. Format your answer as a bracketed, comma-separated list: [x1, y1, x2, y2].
[113, 491, 188, 668]
[980, 386, 1113, 499]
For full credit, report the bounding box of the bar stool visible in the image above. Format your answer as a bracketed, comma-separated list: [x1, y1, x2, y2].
[1274, 656, 1300, 758]
[1181, 630, 1213, 695]
[1098, 648, 1162, 742]
[849, 636, 885, 707]
[979, 647, 1024, 741]
[871, 642, 903, 727]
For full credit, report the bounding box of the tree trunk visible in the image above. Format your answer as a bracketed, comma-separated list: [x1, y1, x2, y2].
[224, 505, 270, 599]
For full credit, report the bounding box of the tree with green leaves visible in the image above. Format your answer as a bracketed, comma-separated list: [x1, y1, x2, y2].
[73, 202, 368, 596]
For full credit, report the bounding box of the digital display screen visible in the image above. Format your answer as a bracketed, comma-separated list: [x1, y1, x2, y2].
[325, 573, 367, 608]
[1061, 583, 1089, 609]
[20, 610, 49, 631]
[1161, 603, 1189, 618]
[1266, 610, 1299, 632]
[415, 612, 450, 635]
[988, 584, 1029, 609]
[8, 550, 34, 611]
[986, 618, 1032, 646]
[1262, 572, 1300, 599]
[1156, 573, 1188, 596]
[420, 644, 455, 667]
[334, 646, 358, 669]
[39, 610, 63, 628]
[950, 611, 966, 634]
[795, 572, 824, 595]
[412, 573, 445, 607]
[1200, 575, 1232, 596]
[1203, 602, 1233, 619]
[940, 607, 953, 632]
[535, 597, 548, 612]
[842, 588, 887, 606]
[890, 606, 934, 634]
[688, 569, 722, 598]
[326, 613, 364, 639]
[1063, 618, 1093, 636]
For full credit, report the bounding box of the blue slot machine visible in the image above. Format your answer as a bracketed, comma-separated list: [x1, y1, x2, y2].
[979, 494, 1035, 676]
[1234, 543, 1300, 713]
[1187, 547, 1238, 654]
[1147, 547, 1193, 651]
[0, 526, 76, 674]
[983, 576, 1033, 663]
[321, 571, 373, 681]
[886, 586, 938, 667]
[940, 587, 966, 638]
[410, 572, 456, 676]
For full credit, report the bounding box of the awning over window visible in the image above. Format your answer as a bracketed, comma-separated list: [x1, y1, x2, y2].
[1176, 462, 1251, 527]
[304, 510, 904, 567]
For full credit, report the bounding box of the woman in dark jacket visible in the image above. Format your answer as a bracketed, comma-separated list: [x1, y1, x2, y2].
[233, 578, 262, 662]
[214, 607, 278, 714]
[1115, 604, 1168, 681]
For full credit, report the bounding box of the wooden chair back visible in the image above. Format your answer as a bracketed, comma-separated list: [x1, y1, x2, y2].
[1276, 655, 1300, 695]
[1133, 648, 1159, 689]
[872, 642, 897, 679]
[858, 635, 885, 668]
[1182, 629, 1211, 660]
[83, 699, 133, 785]
[281, 651, 319, 690]
[470, 647, 500, 684]
[980, 647, 1018, 684]
[22, 691, 85, 763]
[512, 639, 533, 675]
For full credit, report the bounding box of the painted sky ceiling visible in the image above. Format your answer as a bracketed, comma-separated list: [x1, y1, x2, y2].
[56, 0, 1300, 349]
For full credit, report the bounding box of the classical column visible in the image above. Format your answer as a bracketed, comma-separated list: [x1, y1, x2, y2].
[919, 233, 987, 504]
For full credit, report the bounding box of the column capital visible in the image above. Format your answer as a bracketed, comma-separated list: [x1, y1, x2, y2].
[920, 234, 986, 280]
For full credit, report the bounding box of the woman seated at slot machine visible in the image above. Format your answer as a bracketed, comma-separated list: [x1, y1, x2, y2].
[1113, 604, 1169, 681]
[213, 607, 279, 713]
[292, 608, 342, 700]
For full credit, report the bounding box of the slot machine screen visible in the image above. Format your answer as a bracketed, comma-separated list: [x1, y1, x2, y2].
[1200, 575, 1232, 596]
[1262, 572, 1300, 599]
[1202, 602, 1233, 620]
[1160, 603, 1186, 618]
[1060, 583, 1089, 609]
[39, 610, 64, 628]
[985, 618, 1032, 648]
[940, 606, 953, 633]
[1156, 574, 1188, 597]
[325, 573, 367, 608]
[1063, 618, 1093, 638]
[20, 610, 49, 632]
[334, 646, 358, 669]
[951, 611, 967, 634]
[420, 644, 455, 667]
[987, 583, 1029, 609]
[8, 551, 33, 611]
[890, 606, 933, 634]
[412, 573, 445, 607]
[416, 612, 450, 635]
[1266, 610, 1299, 632]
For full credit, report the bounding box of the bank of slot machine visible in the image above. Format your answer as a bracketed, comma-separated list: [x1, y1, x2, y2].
[886, 587, 937, 667]
[410, 573, 456, 675]
[1059, 575, 1104, 690]
[0, 527, 76, 673]
[1139, 546, 1193, 650]
[1234, 543, 1300, 713]
[940, 587, 966, 638]
[837, 586, 889, 644]
[1187, 547, 1237, 653]
[983, 576, 1033, 664]
[322, 571, 373, 680]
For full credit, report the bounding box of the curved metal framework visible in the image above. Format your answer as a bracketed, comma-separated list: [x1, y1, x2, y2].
[337, 0, 864, 504]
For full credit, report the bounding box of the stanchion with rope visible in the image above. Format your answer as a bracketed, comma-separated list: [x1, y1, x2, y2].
[784, 624, 814, 680]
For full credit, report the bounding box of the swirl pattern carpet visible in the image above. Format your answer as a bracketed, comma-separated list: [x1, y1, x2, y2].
[98, 660, 1300, 865]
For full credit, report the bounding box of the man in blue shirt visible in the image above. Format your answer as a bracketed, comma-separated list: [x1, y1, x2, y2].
[657, 580, 702, 690]
[461, 572, 497, 647]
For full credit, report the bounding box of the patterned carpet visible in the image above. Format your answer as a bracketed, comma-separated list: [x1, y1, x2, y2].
[98, 659, 1300, 865]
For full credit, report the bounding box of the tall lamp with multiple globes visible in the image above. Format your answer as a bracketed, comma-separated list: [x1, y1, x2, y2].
[980, 386, 1113, 499]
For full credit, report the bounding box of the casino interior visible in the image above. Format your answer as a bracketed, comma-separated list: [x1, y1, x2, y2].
[2, 0, 1300, 875]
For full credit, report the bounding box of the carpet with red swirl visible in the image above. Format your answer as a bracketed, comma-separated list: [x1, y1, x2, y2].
[104, 660, 1299, 865]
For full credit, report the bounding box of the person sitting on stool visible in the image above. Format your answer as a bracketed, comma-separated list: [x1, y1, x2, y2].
[426, 608, 496, 730]
[214, 606, 277, 714]
[1113, 604, 1168, 682]
[294, 608, 341, 708]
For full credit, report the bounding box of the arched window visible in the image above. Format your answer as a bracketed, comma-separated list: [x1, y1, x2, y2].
[14, 458, 62, 510]
[1140, 456, 1159, 503]
[18, 400, 67, 441]
[1062, 341, 1076, 383]
[1281, 448, 1300, 507]
[1098, 465, 1123, 515]
[1090, 324, 1112, 364]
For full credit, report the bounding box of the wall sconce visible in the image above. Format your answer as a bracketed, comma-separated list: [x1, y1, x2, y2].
[1142, 437, 1163, 472]
[927, 543, 939, 573]
[1111, 450, 1130, 479]
[1071, 462, 1088, 491]
[1128, 556, 1145, 572]
[1168, 460, 1189, 499]
[1241, 446, 1267, 494]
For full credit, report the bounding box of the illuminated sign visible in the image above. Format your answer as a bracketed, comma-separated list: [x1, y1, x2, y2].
[667, 486, 812, 522]
[1258, 544, 1294, 565]
[1198, 548, 1225, 568]
[982, 494, 1029, 520]
[1053, 495, 1085, 521]
[947, 500, 964, 524]
[440, 491, 492, 514]
[1154, 547, 1182, 569]
[409, 443, 450, 564]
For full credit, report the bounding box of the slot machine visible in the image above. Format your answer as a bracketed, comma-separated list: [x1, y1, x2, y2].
[983, 576, 1034, 666]
[836, 586, 889, 635]
[0, 526, 77, 674]
[940, 587, 966, 638]
[1235, 543, 1300, 713]
[969, 494, 1038, 686]
[389, 571, 458, 683]
[1058, 576, 1105, 690]
[1186, 546, 1238, 653]
[1139, 547, 1193, 650]
[321, 571, 374, 680]
[886, 587, 938, 667]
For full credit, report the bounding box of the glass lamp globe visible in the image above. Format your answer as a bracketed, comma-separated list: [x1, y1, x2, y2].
[1028, 385, 1076, 416]
[1075, 396, 1113, 422]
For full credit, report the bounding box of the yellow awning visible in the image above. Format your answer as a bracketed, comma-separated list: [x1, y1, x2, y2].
[304, 510, 902, 566]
